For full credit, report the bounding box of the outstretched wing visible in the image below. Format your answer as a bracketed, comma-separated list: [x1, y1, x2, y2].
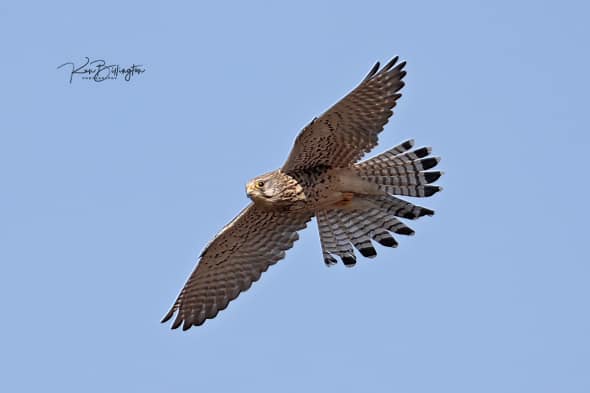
[282, 56, 406, 172]
[162, 204, 312, 330]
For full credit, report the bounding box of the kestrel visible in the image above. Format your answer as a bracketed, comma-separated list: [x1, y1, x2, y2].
[162, 56, 443, 330]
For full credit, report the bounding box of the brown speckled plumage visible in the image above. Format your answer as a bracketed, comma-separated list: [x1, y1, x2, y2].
[162, 56, 443, 330]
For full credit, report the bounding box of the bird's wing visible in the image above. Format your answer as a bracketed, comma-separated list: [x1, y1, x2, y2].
[162, 203, 312, 330]
[282, 56, 406, 172]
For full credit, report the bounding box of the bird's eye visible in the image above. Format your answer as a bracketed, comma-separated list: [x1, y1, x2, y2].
[256, 180, 265, 188]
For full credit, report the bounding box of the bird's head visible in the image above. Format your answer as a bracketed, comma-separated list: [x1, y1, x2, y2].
[246, 172, 281, 206]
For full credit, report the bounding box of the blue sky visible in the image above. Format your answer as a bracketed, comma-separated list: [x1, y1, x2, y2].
[1, 1, 589, 392]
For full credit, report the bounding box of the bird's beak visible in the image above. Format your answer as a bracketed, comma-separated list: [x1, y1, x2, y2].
[246, 183, 255, 198]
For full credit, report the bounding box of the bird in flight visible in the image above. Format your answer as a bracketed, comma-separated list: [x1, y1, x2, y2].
[162, 56, 443, 330]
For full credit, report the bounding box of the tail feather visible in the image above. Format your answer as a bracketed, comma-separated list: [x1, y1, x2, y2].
[335, 210, 377, 259]
[361, 171, 442, 186]
[315, 141, 442, 266]
[372, 228, 398, 247]
[317, 210, 356, 266]
[355, 139, 416, 170]
[355, 142, 442, 197]
[357, 157, 441, 176]
[317, 204, 409, 266]
[316, 210, 339, 266]
[371, 194, 434, 219]
[379, 184, 442, 197]
[317, 194, 428, 266]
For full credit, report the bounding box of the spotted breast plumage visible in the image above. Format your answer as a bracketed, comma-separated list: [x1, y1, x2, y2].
[162, 56, 443, 330]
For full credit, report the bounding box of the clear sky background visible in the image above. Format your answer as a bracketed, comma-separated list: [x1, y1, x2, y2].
[1, 1, 589, 392]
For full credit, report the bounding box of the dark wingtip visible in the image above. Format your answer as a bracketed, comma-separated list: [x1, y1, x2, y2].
[171, 314, 184, 330]
[364, 56, 406, 82]
[161, 308, 175, 323]
[363, 61, 381, 82]
[383, 56, 399, 71]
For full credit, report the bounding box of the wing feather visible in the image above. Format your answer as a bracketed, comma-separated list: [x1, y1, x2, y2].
[282, 56, 406, 172]
[162, 203, 312, 330]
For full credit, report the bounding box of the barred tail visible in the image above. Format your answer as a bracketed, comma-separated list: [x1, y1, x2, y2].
[316, 140, 442, 266]
[354, 139, 443, 197]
